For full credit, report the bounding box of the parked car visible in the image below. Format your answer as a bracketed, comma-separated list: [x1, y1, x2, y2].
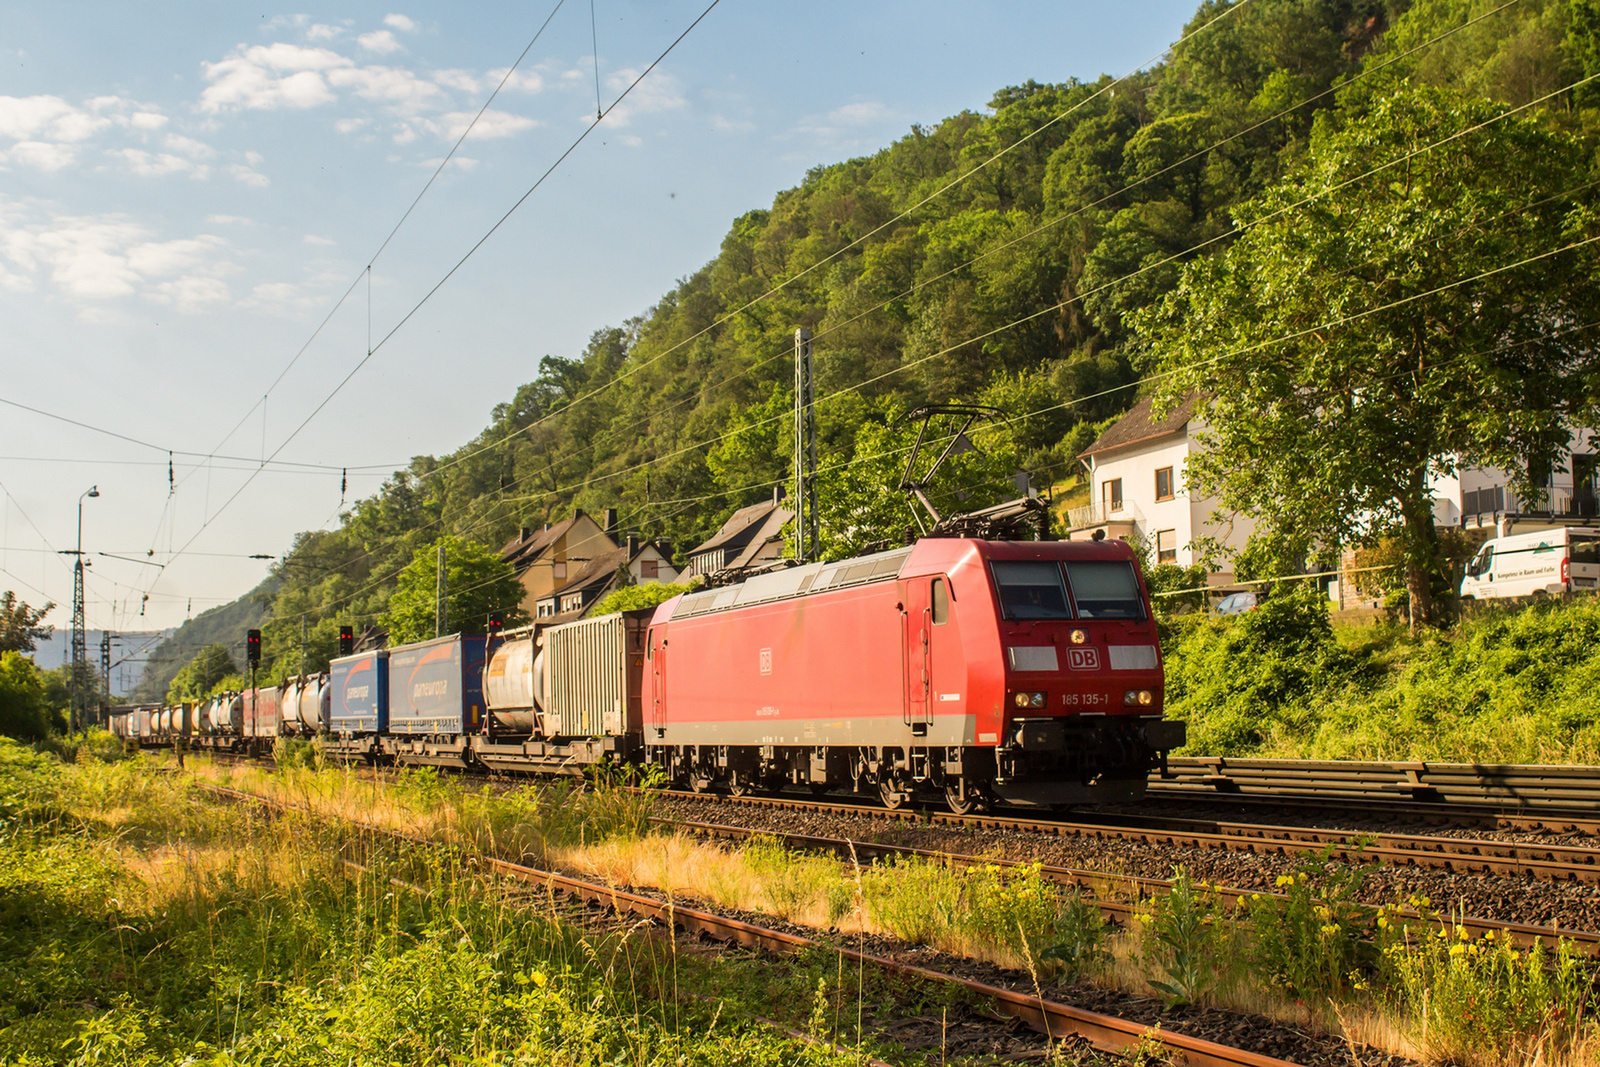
[1460, 528, 1600, 600]
[1215, 591, 1259, 615]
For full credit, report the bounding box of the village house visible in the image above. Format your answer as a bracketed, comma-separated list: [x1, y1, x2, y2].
[686, 496, 793, 579]
[1067, 395, 1253, 584]
[501, 508, 681, 621]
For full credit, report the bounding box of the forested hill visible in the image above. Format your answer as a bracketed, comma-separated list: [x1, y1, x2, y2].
[171, 0, 1598, 683]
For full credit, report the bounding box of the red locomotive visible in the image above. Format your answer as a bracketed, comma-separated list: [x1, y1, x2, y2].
[643, 536, 1181, 810]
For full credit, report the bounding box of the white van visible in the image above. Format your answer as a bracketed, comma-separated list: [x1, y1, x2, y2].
[1460, 528, 1600, 600]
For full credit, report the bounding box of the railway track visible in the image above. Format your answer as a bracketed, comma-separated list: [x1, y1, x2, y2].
[199, 781, 1312, 1067]
[660, 789, 1600, 883]
[1155, 757, 1600, 833]
[656, 814, 1600, 959]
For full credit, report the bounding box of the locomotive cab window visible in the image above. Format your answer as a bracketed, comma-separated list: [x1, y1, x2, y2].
[931, 578, 950, 624]
[992, 562, 1073, 620]
[1063, 561, 1145, 619]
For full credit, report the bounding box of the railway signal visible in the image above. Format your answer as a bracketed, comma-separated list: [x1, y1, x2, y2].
[246, 629, 261, 667]
[338, 625, 354, 657]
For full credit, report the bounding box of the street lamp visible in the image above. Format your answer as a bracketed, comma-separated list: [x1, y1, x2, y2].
[71, 486, 99, 732]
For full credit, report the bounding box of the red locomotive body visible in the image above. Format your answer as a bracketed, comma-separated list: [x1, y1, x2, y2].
[642, 537, 1182, 809]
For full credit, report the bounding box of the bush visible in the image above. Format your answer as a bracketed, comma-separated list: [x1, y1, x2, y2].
[1163, 584, 1365, 753]
[0, 652, 53, 742]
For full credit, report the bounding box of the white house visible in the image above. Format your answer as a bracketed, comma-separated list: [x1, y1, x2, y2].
[1429, 428, 1600, 533]
[1068, 395, 1254, 580]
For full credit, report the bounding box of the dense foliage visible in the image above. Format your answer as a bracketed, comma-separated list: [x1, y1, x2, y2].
[164, 644, 243, 704]
[382, 535, 527, 645]
[1165, 594, 1600, 762]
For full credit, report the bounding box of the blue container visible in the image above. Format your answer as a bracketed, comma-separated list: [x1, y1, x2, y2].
[329, 650, 389, 735]
[386, 634, 487, 735]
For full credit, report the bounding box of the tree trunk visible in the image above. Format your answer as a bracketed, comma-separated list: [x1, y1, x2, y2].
[1399, 489, 1440, 629]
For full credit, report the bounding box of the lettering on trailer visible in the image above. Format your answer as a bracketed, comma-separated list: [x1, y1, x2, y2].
[755, 705, 780, 717]
[413, 680, 450, 698]
[346, 685, 369, 700]
[759, 648, 772, 675]
[1067, 647, 1101, 670]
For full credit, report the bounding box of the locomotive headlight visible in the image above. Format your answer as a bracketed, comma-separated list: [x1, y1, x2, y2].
[1014, 691, 1046, 708]
[1069, 629, 1088, 645]
[1124, 689, 1155, 706]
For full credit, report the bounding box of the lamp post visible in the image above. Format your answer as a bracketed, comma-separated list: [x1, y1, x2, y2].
[70, 485, 99, 733]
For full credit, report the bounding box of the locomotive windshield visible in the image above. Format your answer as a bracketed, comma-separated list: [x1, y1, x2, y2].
[1064, 561, 1144, 619]
[992, 562, 1073, 619]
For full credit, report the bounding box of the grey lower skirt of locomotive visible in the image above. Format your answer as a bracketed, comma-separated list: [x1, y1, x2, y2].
[323, 609, 1174, 809]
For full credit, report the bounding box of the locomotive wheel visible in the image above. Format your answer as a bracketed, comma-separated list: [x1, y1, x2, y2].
[879, 777, 910, 811]
[726, 769, 752, 797]
[688, 773, 714, 794]
[944, 780, 988, 815]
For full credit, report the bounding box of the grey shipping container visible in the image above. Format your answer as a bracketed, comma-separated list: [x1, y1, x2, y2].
[542, 611, 647, 739]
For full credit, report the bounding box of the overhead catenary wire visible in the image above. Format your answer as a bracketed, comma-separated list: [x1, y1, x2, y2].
[412, 0, 1262, 484]
[147, 0, 726, 588]
[419, 0, 1526, 504]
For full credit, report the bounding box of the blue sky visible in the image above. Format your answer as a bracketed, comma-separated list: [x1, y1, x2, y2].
[0, 0, 1198, 631]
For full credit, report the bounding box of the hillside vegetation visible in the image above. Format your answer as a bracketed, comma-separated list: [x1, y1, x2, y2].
[1166, 592, 1600, 763]
[134, 0, 1600, 687]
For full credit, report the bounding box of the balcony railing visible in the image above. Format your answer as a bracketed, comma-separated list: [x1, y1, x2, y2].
[1067, 500, 1145, 530]
[1461, 482, 1599, 526]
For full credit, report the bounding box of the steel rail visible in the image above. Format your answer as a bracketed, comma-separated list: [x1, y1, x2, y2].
[659, 815, 1600, 958]
[659, 790, 1600, 883]
[197, 782, 1298, 1067]
[1156, 757, 1600, 813]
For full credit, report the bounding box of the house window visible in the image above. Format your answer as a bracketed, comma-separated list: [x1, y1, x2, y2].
[1104, 478, 1123, 514]
[561, 593, 583, 613]
[537, 602, 555, 618]
[641, 558, 659, 580]
[1155, 467, 1174, 501]
[553, 561, 567, 580]
[1155, 529, 1177, 564]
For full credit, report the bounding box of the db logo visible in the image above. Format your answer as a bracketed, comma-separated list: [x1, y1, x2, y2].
[759, 648, 773, 675]
[1067, 648, 1100, 671]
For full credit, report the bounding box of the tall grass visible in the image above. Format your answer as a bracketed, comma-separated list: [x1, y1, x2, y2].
[0, 741, 876, 1066]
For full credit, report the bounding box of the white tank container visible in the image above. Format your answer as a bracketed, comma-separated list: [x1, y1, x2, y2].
[484, 635, 539, 733]
[281, 680, 304, 733]
[296, 676, 326, 731]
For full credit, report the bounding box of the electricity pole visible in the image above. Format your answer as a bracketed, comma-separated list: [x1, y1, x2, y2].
[793, 328, 818, 563]
[62, 485, 99, 733]
[435, 541, 447, 638]
[99, 631, 111, 724]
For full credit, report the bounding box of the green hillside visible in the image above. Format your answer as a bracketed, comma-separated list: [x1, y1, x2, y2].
[142, 0, 1598, 681]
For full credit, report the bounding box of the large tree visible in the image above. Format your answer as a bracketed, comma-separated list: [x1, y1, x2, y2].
[0, 651, 53, 740]
[1137, 85, 1600, 624]
[0, 592, 52, 654]
[384, 535, 527, 645]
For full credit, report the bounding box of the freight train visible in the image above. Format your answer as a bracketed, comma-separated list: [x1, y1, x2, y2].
[111, 536, 1184, 812]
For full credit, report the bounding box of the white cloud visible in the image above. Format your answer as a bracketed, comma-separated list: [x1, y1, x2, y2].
[383, 14, 418, 32]
[306, 23, 343, 41]
[829, 101, 891, 125]
[205, 214, 251, 225]
[0, 198, 235, 310]
[0, 95, 111, 142]
[127, 111, 169, 130]
[485, 67, 543, 94]
[334, 116, 368, 133]
[418, 155, 478, 171]
[303, 234, 335, 246]
[111, 148, 209, 178]
[7, 141, 77, 171]
[148, 273, 231, 312]
[199, 43, 351, 112]
[599, 69, 685, 128]
[326, 65, 441, 113]
[357, 30, 404, 55]
[711, 114, 755, 134]
[227, 163, 270, 187]
[427, 108, 536, 141]
[163, 133, 215, 159]
[431, 68, 482, 93]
